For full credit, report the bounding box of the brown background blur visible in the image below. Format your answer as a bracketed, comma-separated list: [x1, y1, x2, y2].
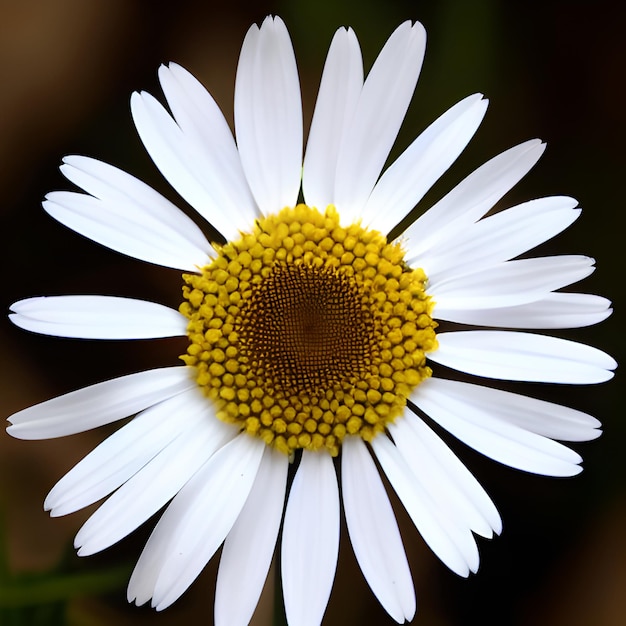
[1, 1, 624, 625]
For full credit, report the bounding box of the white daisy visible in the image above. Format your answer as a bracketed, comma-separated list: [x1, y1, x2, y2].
[7, 15, 615, 626]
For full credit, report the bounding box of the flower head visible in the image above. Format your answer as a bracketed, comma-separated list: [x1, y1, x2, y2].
[7, 15, 615, 626]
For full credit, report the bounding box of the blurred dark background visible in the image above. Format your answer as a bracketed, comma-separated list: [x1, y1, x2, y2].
[0, 1, 624, 624]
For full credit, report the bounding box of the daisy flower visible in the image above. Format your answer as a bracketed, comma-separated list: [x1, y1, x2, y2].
[7, 15, 615, 626]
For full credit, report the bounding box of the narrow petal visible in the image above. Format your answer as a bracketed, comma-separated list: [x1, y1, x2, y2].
[417, 196, 581, 281]
[50, 156, 212, 271]
[421, 378, 602, 442]
[402, 140, 546, 261]
[430, 330, 616, 384]
[45, 387, 209, 517]
[411, 377, 589, 476]
[335, 21, 427, 223]
[157, 63, 259, 229]
[127, 435, 265, 610]
[234, 16, 303, 214]
[9, 296, 187, 340]
[430, 255, 596, 311]
[364, 94, 488, 233]
[342, 437, 416, 623]
[215, 448, 288, 626]
[389, 416, 501, 538]
[7, 367, 195, 439]
[371, 435, 478, 576]
[75, 407, 236, 556]
[302, 27, 363, 210]
[282, 451, 340, 626]
[434, 292, 613, 329]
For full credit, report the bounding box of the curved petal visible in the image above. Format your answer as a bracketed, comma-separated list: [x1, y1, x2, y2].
[411, 377, 588, 476]
[9, 296, 187, 340]
[430, 255, 596, 311]
[335, 21, 427, 223]
[371, 434, 478, 576]
[388, 416, 501, 538]
[46, 155, 213, 271]
[45, 387, 210, 517]
[342, 437, 416, 623]
[157, 63, 259, 228]
[234, 16, 303, 214]
[430, 330, 617, 384]
[434, 292, 613, 329]
[417, 196, 581, 281]
[282, 451, 340, 626]
[75, 407, 236, 556]
[215, 447, 288, 626]
[302, 26, 363, 210]
[7, 367, 195, 439]
[127, 435, 265, 610]
[403, 140, 546, 261]
[364, 94, 488, 233]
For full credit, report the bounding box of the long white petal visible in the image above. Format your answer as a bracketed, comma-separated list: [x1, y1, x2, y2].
[342, 437, 416, 623]
[50, 156, 212, 271]
[335, 21, 426, 223]
[234, 16, 302, 214]
[411, 378, 587, 476]
[7, 367, 195, 439]
[430, 255, 596, 311]
[416, 196, 581, 281]
[364, 94, 488, 233]
[430, 330, 616, 384]
[415, 378, 602, 442]
[215, 448, 288, 626]
[9, 296, 187, 340]
[157, 63, 258, 227]
[303, 26, 363, 210]
[389, 416, 501, 538]
[402, 140, 545, 260]
[45, 388, 208, 517]
[434, 292, 613, 329]
[75, 406, 236, 556]
[282, 451, 340, 626]
[128, 435, 264, 610]
[371, 435, 478, 576]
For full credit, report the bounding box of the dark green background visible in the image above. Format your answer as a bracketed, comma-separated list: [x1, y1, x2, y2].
[1, 1, 623, 624]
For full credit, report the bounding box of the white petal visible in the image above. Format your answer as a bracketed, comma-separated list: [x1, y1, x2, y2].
[157, 63, 259, 230]
[411, 377, 588, 476]
[371, 435, 478, 576]
[282, 451, 340, 626]
[9, 296, 187, 340]
[364, 94, 488, 233]
[215, 448, 288, 626]
[45, 388, 208, 517]
[335, 21, 427, 223]
[342, 437, 416, 623]
[416, 196, 581, 281]
[128, 435, 265, 610]
[431, 330, 616, 384]
[430, 255, 596, 311]
[7, 367, 195, 439]
[75, 404, 236, 556]
[302, 27, 363, 210]
[434, 292, 613, 329]
[49, 156, 211, 271]
[402, 140, 546, 260]
[389, 416, 501, 538]
[234, 16, 302, 214]
[418, 378, 601, 442]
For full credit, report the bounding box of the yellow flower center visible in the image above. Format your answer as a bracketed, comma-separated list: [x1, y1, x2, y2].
[179, 205, 437, 456]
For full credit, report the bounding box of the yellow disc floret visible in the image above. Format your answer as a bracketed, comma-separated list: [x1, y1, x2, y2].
[179, 205, 437, 456]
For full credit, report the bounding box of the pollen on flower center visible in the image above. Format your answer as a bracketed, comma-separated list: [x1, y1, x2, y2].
[179, 204, 438, 456]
